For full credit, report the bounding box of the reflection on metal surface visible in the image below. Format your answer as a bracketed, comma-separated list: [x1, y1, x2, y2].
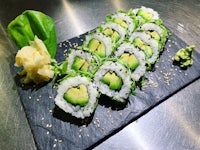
[111, 0, 124, 10]
[177, 23, 185, 33]
[128, 125, 152, 150]
[61, 0, 84, 33]
[166, 103, 200, 147]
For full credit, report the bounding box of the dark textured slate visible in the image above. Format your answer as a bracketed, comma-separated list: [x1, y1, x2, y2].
[11, 34, 200, 150]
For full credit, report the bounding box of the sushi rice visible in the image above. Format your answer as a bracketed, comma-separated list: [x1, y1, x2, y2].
[114, 42, 146, 81]
[98, 22, 127, 44]
[55, 75, 99, 119]
[94, 61, 132, 102]
[130, 31, 159, 64]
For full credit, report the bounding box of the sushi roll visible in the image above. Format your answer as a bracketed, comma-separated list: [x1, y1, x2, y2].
[94, 60, 132, 102]
[66, 49, 100, 74]
[114, 42, 146, 81]
[55, 75, 99, 119]
[106, 10, 138, 36]
[129, 31, 159, 65]
[132, 6, 160, 23]
[82, 32, 114, 58]
[98, 21, 127, 44]
[137, 22, 168, 50]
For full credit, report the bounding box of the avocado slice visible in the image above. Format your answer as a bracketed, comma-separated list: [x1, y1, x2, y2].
[101, 72, 123, 90]
[137, 10, 153, 21]
[87, 38, 106, 57]
[63, 84, 89, 106]
[133, 38, 153, 58]
[119, 53, 140, 70]
[88, 39, 99, 51]
[113, 18, 128, 29]
[103, 28, 120, 43]
[141, 45, 153, 58]
[72, 57, 89, 72]
[147, 31, 160, 41]
[112, 31, 120, 42]
[96, 43, 105, 57]
[103, 28, 113, 36]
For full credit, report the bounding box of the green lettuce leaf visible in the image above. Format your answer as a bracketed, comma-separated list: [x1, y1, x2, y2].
[7, 10, 57, 58]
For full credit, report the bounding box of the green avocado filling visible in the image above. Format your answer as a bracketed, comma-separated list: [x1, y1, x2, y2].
[113, 18, 128, 29]
[147, 31, 160, 41]
[88, 38, 106, 57]
[72, 56, 89, 72]
[119, 53, 140, 70]
[103, 28, 120, 43]
[63, 84, 89, 106]
[101, 72, 123, 90]
[174, 45, 195, 68]
[133, 37, 153, 58]
[137, 10, 153, 21]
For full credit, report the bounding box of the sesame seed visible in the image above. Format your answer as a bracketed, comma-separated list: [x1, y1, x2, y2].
[47, 131, 49, 135]
[53, 144, 56, 148]
[58, 140, 63, 143]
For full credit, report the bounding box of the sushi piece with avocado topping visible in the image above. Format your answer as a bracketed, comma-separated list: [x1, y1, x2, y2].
[114, 42, 146, 81]
[55, 75, 99, 119]
[94, 60, 133, 102]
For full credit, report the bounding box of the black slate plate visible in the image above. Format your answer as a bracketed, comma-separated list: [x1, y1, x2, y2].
[12, 33, 200, 150]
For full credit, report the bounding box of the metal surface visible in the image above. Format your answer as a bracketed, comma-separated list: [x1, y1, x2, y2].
[0, 0, 200, 149]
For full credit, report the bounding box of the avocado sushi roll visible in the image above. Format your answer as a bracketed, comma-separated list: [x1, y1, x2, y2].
[98, 22, 127, 44]
[66, 49, 100, 74]
[114, 42, 146, 81]
[137, 22, 168, 50]
[55, 75, 99, 119]
[106, 10, 138, 36]
[82, 32, 114, 58]
[130, 31, 159, 65]
[94, 60, 132, 102]
[132, 6, 160, 23]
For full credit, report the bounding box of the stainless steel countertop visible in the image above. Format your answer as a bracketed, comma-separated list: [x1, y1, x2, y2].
[1, 0, 200, 149]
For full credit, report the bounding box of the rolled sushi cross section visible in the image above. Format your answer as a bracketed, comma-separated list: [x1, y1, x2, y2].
[94, 61, 132, 102]
[67, 50, 99, 73]
[99, 22, 127, 44]
[55, 75, 99, 119]
[132, 6, 160, 22]
[114, 42, 146, 81]
[138, 22, 168, 50]
[83, 32, 113, 58]
[130, 32, 159, 65]
[106, 10, 138, 36]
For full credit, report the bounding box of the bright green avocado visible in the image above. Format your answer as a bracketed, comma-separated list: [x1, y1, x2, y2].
[72, 57, 89, 72]
[63, 84, 89, 106]
[88, 39, 99, 51]
[103, 28, 120, 43]
[133, 38, 153, 58]
[113, 18, 128, 29]
[147, 31, 160, 41]
[103, 28, 113, 35]
[112, 31, 120, 42]
[101, 72, 123, 90]
[137, 10, 153, 21]
[120, 53, 140, 70]
[88, 38, 106, 57]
